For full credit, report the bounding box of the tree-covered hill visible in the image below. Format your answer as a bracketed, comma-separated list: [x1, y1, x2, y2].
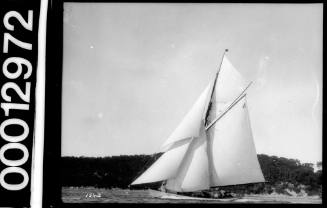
[61, 154, 322, 195]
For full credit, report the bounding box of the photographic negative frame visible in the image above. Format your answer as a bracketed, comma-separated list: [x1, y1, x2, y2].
[1, 0, 322, 207]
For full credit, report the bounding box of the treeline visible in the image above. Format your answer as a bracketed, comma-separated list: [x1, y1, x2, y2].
[61, 153, 163, 189]
[258, 155, 321, 187]
[61, 154, 322, 195]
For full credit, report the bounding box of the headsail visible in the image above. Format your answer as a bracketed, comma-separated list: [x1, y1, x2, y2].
[131, 139, 191, 185]
[131, 52, 265, 192]
[131, 84, 210, 185]
[132, 84, 211, 185]
[161, 84, 211, 151]
[166, 122, 210, 192]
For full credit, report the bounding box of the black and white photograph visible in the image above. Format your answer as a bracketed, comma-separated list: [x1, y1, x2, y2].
[60, 3, 322, 204]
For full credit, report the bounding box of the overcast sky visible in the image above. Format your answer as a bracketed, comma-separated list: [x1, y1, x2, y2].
[62, 3, 322, 164]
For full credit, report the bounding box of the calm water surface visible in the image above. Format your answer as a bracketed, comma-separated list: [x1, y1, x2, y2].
[62, 187, 215, 203]
[62, 187, 322, 204]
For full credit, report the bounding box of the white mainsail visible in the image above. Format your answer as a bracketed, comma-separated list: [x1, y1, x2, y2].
[131, 52, 265, 192]
[214, 56, 247, 102]
[208, 96, 265, 186]
[206, 55, 265, 187]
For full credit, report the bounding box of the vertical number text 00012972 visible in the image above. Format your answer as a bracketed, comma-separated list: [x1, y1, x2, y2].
[0, 10, 34, 191]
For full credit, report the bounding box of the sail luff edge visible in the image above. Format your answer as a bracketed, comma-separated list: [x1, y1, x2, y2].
[203, 49, 228, 124]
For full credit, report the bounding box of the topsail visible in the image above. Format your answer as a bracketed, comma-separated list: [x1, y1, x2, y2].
[131, 52, 265, 192]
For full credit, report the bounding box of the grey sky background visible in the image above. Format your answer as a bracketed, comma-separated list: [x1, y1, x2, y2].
[62, 3, 322, 164]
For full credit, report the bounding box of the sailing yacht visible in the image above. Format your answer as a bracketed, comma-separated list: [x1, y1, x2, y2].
[131, 50, 265, 198]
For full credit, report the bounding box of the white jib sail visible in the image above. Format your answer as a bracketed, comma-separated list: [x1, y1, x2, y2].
[132, 84, 211, 185]
[131, 140, 192, 185]
[132, 84, 211, 186]
[160, 84, 211, 151]
[165, 122, 210, 192]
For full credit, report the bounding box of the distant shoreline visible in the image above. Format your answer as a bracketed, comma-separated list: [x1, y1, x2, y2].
[61, 154, 322, 196]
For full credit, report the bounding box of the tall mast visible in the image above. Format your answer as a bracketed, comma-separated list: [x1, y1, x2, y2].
[204, 49, 228, 126]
